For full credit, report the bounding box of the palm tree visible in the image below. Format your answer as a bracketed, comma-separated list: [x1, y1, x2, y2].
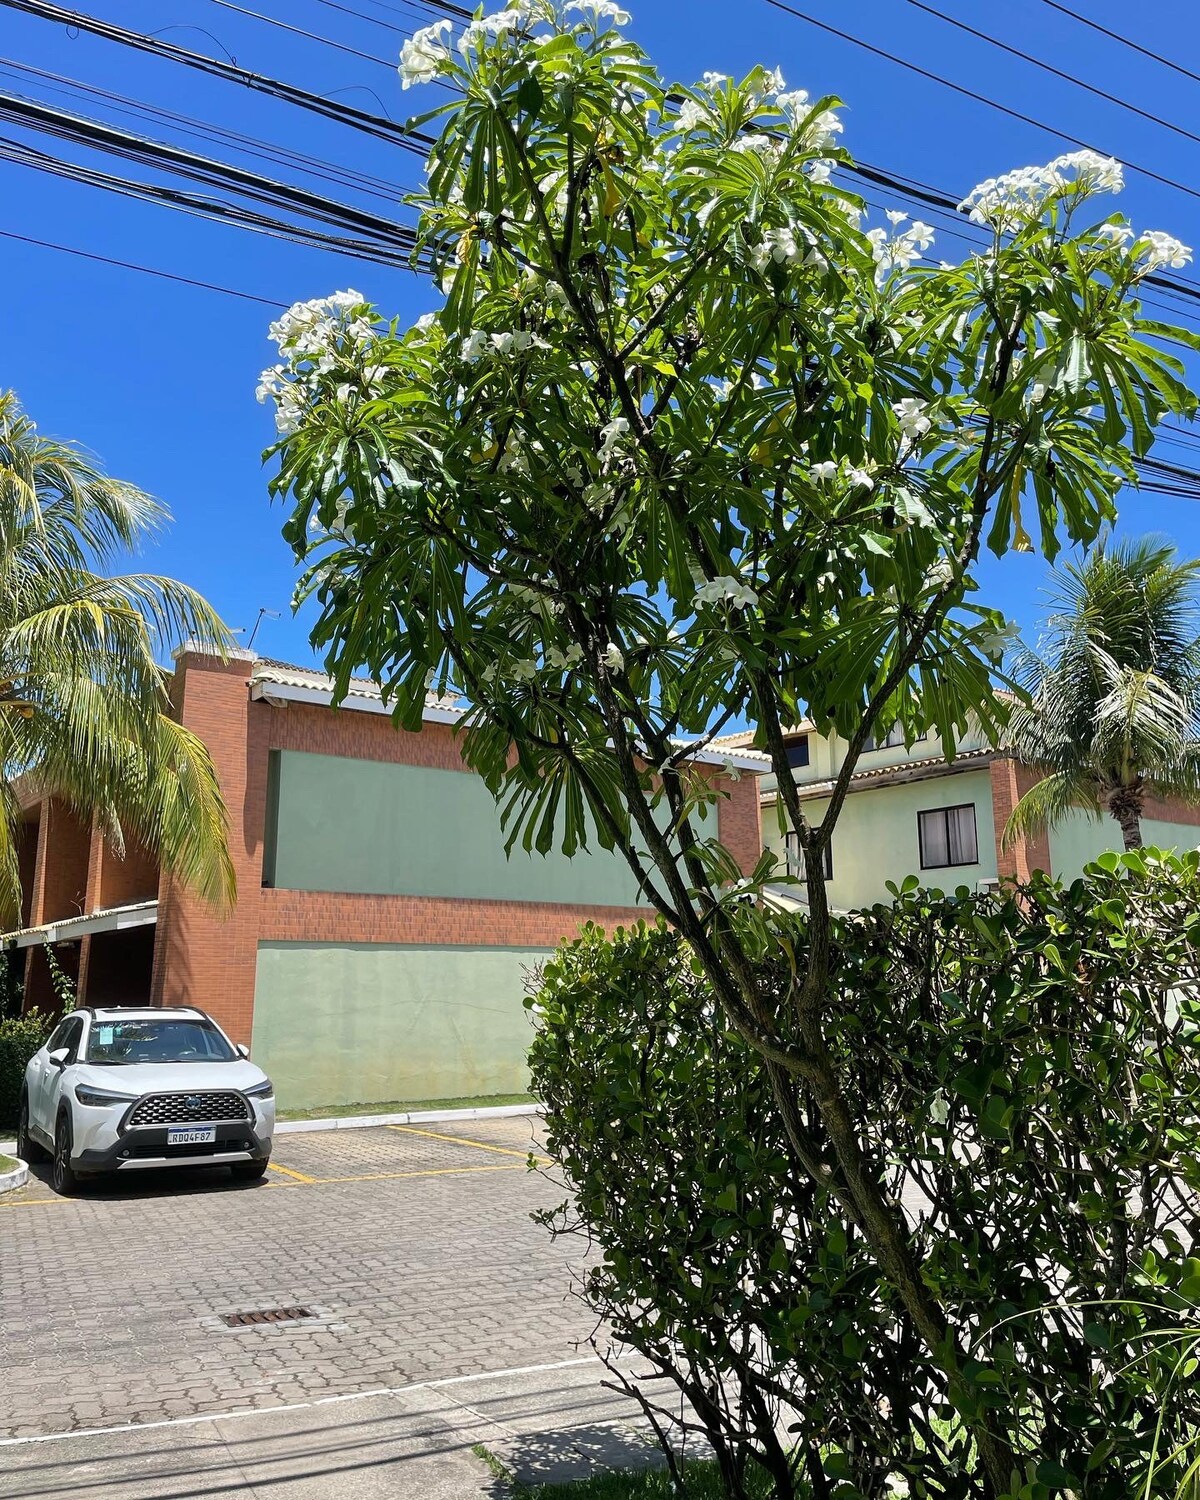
[1005, 536, 1200, 851]
[0, 391, 235, 925]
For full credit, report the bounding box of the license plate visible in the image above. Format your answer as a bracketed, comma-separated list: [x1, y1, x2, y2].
[167, 1126, 215, 1146]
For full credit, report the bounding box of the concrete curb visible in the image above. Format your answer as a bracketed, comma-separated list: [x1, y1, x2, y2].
[0, 1157, 29, 1194]
[274, 1102, 544, 1136]
[0, 1104, 543, 1157]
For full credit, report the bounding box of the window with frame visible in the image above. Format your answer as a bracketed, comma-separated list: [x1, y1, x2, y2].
[918, 803, 979, 869]
[785, 831, 833, 880]
[784, 736, 810, 769]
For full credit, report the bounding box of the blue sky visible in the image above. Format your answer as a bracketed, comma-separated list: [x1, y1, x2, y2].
[4, 0, 1200, 668]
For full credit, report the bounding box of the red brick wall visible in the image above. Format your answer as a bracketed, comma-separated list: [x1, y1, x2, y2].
[151, 651, 267, 1041]
[261, 888, 649, 947]
[990, 757, 1052, 882]
[32, 800, 92, 923]
[716, 769, 764, 875]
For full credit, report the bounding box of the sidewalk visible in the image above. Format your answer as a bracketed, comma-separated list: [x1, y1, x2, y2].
[0, 1357, 664, 1499]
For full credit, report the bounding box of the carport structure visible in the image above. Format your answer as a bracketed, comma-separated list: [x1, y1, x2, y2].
[5, 791, 158, 1010]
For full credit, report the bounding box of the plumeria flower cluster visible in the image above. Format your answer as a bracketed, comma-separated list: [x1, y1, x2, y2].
[750, 223, 828, 273]
[399, 0, 624, 88]
[957, 149, 1123, 230]
[866, 213, 935, 283]
[807, 458, 875, 490]
[693, 576, 759, 610]
[258, 290, 377, 435]
[460, 327, 549, 363]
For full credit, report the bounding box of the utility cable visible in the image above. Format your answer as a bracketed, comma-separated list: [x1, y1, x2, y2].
[0, 0, 436, 153]
[0, 224, 288, 306]
[906, 0, 1200, 156]
[765, 0, 1200, 211]
[1037, 0, 1200, 91]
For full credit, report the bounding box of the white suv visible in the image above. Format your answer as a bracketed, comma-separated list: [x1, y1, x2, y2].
[17, 1006, 275, 1196]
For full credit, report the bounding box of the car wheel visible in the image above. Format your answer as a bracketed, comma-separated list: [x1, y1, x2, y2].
[52, 1112, 82, 1197]
[16, 1093, 46, 1163]
[231, 1158, 269, 1182]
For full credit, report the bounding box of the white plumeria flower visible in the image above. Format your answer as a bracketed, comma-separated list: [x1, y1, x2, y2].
[458, 7, 524, 52]
[885, 209, 907, 227]
[807, 159, 833, 185]
[1139, 230, 1193, 270]
[702, 70, 729, 86]
[805, 108, 843, 150]
[893, 397, 932, 439]
[846, 466, 875, 490]
[603, 642, 625, 671]
[398, 19, 453, 88]
[1096, 222, 1135, 247]
[808, 461, 838, 483]
[546, 643, 583, 670]
[693, 576, 759, 610]
[414, 311, 437, 331]
[676, 98, 710, 132]
[598, 416, 630, 460]
[563, 0, 630, 26]
[461, 329, 490, 363]
[775, 88, 810, 119]
[508, 658, 539, 682]
[751, 225, 802, 271]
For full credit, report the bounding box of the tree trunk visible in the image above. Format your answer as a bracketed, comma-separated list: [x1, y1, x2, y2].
[1107, 785, 1144, 850]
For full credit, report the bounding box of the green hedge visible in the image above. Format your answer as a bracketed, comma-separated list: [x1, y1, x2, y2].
[0, 1011, 55, 1129]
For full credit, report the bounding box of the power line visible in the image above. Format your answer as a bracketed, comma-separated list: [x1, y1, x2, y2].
[0, 0, 435, 152]
[0, 133, 418, 266]
[0, 90, 418, 253]
[208, 0, 398, 70]
[906, 0, 1200, 156]
[0, 57, 412, 203]
[765, 0, 1200, 211]
[0, 224, 287, 306]
[1036, 0, 1200, 91]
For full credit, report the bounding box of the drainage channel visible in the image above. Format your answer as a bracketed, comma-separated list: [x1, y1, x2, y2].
[220, 1306, 317, 1328]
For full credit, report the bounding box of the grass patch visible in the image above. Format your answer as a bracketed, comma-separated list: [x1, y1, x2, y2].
[471, 1447, 776, 1499]
[276, 1091, 535, 1122]
[0, 1153, 18, 1172]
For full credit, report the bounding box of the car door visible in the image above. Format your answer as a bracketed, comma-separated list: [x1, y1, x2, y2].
[38, 1016, 83, 1133]
[28, 1018, 69, 1134]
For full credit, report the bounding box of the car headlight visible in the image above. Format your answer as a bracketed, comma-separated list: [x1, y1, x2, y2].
[244, 1080, 274, 1100]
[74, 1085, 138, 1108]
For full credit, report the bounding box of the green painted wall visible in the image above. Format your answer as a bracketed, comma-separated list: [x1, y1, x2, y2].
[764, 770, 998, 908]
[1049, 810, 1200, 881]
[267, 750, 649, 905]
[252, 941, 551, 1109]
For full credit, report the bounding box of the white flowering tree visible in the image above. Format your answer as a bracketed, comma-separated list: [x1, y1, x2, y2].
[261, 3, 1197, 1487]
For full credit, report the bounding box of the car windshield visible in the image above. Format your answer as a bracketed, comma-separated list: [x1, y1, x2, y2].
[83, 1019, 236, 1065]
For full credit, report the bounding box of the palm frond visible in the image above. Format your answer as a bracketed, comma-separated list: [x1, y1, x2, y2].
[1004, 771, 1100, 848]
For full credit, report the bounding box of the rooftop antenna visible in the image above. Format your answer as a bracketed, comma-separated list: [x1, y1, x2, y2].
[247, 608, 281, 650]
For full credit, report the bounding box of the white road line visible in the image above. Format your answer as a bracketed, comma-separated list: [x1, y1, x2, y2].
[0, 1355, 601, 1448]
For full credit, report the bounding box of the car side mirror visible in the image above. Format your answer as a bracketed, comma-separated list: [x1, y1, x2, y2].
[236, 1043, 250, 1060]
[47, 1048, 70, 1069]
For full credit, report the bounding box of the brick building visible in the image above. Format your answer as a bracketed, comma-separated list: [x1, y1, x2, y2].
[6, 649, 766, 1109]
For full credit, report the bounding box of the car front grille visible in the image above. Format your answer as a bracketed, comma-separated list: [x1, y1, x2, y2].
[127, 1091, 249, 1127]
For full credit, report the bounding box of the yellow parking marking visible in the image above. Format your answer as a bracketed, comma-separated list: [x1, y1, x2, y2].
[266, 1161, 317, 1184]
[0, 1196, 67, 1208]
[309, 1162, 527, 1185]
[388, 1123, 550, 1165]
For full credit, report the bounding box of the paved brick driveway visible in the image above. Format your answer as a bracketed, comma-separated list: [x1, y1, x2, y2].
[0, 1117, 594, 1441]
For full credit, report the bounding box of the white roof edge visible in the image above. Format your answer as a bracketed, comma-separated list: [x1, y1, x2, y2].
[251, 678, 768, 772]
[0, 899, 159, 950]
[249, 678, 464, 727]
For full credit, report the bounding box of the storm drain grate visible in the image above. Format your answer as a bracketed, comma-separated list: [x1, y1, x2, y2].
[220, 1306, 316, 1328]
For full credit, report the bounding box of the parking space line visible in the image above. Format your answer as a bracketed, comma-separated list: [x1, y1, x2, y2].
[0, 1196, 67, 1208]
[311, 1162, 527, 1184]
[267, 1161, 318, 1184]
[388, 1123, 550, 1164]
